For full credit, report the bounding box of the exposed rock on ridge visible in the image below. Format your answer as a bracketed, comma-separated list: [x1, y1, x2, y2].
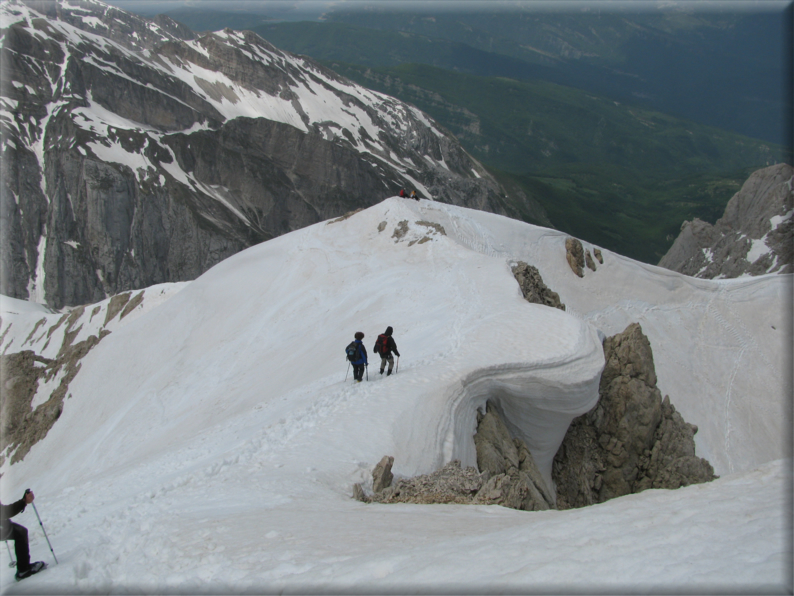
[0, 312, 110, 465]
[353, 403, 555, 512]
[565, 237, 603, 277]
[0, 287, 165, 465]
[565, 237, 585, 277]
[552, 323, 716, 509]
[511, 261, 565, 311]
[659, 163, 793, 278]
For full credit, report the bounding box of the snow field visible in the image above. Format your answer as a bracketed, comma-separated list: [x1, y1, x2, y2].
[0, 197, 789, 591]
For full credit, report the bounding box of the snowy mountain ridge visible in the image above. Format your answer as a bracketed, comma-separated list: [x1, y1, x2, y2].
[1, 0, 510, 309]
[0, 197, 789, 591]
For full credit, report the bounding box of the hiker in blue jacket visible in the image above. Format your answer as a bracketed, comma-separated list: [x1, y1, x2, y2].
[350, 331, 368, 382]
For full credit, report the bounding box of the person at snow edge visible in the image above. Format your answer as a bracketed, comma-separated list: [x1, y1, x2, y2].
[1, 490, 46, 580]
[374, 326, 400, 376]
[348, 331, 368, 382]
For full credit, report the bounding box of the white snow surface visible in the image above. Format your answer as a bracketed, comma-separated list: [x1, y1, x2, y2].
[0, 199, 790, 592]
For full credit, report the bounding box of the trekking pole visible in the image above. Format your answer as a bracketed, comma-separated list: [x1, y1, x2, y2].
[6, 541, 15, 567]
[345, 360, 350, 381]
[25, 490, 57, 565]
[365, 364, 368, 381]
[396, 356, 399, 374]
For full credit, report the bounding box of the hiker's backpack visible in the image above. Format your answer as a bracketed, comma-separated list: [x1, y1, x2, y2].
[346, 341, 359, 362]
[374, 334, 389, 355]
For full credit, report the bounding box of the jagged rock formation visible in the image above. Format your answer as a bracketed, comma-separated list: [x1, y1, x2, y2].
[511, 261, 565, 311]
[552, 323, 715, 509]
[372, 455, 394, 493]
[565, 237, 604, 277]
[659, 163, 793, 278]
[353, 404, 555, 511]
[471, 402, 555, 511]
[565, 237, 585, 277]
[0, 0, 512, 309]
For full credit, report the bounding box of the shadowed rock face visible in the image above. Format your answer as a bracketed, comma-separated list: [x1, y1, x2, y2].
[1, 0, 513, 309]
[552, 323, 715, 509]
[659, 163, 793, 278]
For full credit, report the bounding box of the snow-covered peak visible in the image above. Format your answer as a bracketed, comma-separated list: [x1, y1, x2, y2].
[2, 0, 505, 309]
[2, 0, 453, 167]
[1, 0, 194, 51]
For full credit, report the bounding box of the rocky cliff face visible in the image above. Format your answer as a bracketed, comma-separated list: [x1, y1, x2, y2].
[658, 163, 793, 278]
[1, 0, 510, 309]
[552, 323, 715, 509]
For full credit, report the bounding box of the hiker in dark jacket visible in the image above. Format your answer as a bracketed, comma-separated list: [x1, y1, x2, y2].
[351, 331, 368, 382]
[375, 326, 400, 376]
[1, 490, 46, 580]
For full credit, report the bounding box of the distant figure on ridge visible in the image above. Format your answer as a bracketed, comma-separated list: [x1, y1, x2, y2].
[410, 190, 419, 201]
[374, 326, 400, 376]
[399, 188, 406, 198]
[1, 489, 46, 581]
[346, 332, 368, 382]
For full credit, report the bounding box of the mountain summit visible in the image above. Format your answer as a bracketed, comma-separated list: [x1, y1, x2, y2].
[0, 0, 509, 309]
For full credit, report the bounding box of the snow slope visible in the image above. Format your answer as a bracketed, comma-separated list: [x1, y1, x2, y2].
[0, 198, 790, 592]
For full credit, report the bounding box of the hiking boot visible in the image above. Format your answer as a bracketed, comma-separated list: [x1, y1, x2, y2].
[379, 369, 384, 375]
[15, 561, 46, 581]
[356, 379, 362, 383]
[387, 370, 392, 376]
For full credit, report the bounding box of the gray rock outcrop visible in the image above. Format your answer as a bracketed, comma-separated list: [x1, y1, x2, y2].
[659, 163, 793, 278]
[511, 261, 565, 311]
[365, 460, 485, 505]
[372, 455, 394, 493]
[552, 323, 715, 509]
[355, 403, 555, 511]
[585, 250, 597, 271]
[0, 307, 110, 465]
[472, 402, 555, 511]
[565, 237, 585, 277]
